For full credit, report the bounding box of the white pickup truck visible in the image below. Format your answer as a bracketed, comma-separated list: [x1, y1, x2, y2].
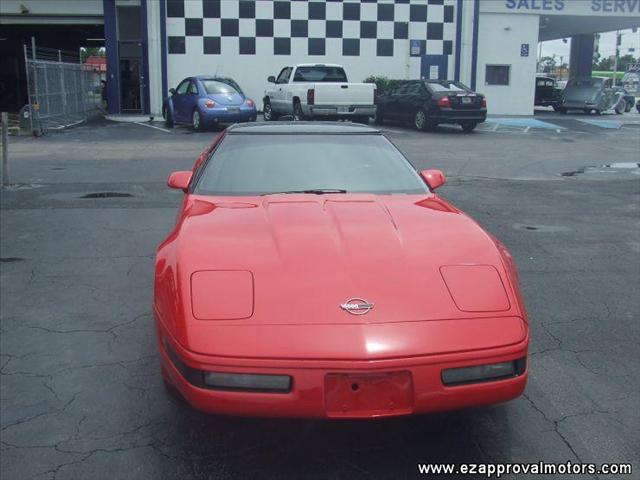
[263, 64, 376, 123]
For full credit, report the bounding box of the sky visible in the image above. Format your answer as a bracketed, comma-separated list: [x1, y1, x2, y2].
[540, 29, 640, 66]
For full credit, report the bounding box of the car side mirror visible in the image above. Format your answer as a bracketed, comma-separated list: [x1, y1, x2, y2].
[267, 75, 276, 83]
[169, 88, 176, 95]
[420, 169, 446, 190]
[167, 171, 192, 192]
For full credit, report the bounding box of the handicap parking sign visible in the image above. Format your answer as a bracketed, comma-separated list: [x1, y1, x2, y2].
[521, 44, 529, 57]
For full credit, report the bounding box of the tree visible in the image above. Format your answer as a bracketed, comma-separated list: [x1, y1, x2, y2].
[595, 55, 614, 71]
[616, 54, 638, 71]
[80, 47, 105, 63]
[538, 56, 556, 73]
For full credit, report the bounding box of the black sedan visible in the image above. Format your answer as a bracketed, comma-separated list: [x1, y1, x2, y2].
[375, 80, 487, 132]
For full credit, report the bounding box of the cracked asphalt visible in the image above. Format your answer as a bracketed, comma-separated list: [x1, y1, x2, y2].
[1, 117, 639, 479]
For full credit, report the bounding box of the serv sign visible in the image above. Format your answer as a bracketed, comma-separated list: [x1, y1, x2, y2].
[481, 0, 640, 15]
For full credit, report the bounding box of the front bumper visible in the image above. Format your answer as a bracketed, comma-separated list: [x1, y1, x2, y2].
[304, 104, 376, 118]
[201, 107, 257, 124]
[157, 320, 528, 419]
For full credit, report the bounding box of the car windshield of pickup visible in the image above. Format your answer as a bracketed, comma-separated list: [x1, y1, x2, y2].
[194, 134, 428, 196]
[293, 66, 348, 82]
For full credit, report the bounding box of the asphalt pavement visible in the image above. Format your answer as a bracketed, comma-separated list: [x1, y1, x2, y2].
[1, 115, 639, 479]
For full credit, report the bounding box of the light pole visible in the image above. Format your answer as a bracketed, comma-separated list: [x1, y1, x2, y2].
[613, 31, 621, 85]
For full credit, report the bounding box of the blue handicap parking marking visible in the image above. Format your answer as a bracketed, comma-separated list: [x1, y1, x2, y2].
[486, 118, 564, 130]
[577, 119, 623, 129]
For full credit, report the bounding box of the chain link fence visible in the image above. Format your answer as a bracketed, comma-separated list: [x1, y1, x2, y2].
[25, 45, 103, 133]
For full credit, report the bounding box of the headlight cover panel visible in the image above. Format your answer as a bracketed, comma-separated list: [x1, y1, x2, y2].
[190, 270, 254, 320]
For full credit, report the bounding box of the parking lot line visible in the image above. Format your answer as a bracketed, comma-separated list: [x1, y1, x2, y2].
[486, 118, 564, 130]
[577, 119, 623, 129]
[133, 122, 173, 134]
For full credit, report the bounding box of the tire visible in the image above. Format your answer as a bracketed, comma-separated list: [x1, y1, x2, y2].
[293, 101, 305, 121]
[413, 109, 428, 131]
[162, 105, 174, 127]
[374, 111, 384, 125]
[353, 115, 369, 125]
[615, 104, 623, 115]
[625, 101, 632, 113]
[263, 99, 278, 121]
[552, 104, 561, 112]
[192, 109, 203, 131]
[461, 122, 477, 133]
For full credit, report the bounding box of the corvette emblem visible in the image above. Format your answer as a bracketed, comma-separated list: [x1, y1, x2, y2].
[340, 298, 374, 315]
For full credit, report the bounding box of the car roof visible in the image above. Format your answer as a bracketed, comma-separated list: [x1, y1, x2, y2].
[227, 122, 380, 135]
[193, 75, 234, 81]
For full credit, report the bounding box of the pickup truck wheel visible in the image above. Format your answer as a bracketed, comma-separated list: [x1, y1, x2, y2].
[414, 109, 427, 131]
[263, 100, 278, 121]
[293, 101, 305, 121]
[374, 112, 384, 125]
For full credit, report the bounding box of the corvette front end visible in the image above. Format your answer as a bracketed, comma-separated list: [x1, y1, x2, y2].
[156, 317, 528, 418]
[154, 122, 530, 418]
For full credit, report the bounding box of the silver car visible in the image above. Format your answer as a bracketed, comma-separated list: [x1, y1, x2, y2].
[559, 77, 620, 115]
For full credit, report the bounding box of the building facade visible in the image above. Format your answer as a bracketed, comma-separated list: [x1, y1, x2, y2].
[3, 0, 638, 116]
[136, 0, 637, 117]
[116, 0, 472, 117]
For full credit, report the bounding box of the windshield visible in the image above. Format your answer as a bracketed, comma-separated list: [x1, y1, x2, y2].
[194, 134, 428, 196]
[567, 78, 603, 88]
[201, 80, 241, 95]
[426, 81, 469, 92]
[564, 81, 601, 101]
[293, 67, 348, 82]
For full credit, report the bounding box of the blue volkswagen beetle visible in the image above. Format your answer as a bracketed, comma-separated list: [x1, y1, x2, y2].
[163, 76, 257, 130]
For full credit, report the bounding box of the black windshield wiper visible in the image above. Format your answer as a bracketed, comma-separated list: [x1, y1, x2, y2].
[261, 189, 347, 196]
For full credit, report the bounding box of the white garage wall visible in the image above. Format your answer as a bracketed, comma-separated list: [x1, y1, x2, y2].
[476, 12, 539, 115]
[164, 0, 459, 110]
[166, 39, 422, 104]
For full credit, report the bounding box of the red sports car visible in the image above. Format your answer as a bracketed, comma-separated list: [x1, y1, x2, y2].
[154, 122, 529, 418]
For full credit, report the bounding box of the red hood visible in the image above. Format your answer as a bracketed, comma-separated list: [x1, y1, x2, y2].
[156, 194, 522, 346]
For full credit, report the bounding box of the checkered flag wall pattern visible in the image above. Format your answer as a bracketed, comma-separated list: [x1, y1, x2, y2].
[166, 0, 457, 58]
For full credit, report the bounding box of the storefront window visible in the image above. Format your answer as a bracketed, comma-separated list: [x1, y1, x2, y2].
[486, 65, 510, 86]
